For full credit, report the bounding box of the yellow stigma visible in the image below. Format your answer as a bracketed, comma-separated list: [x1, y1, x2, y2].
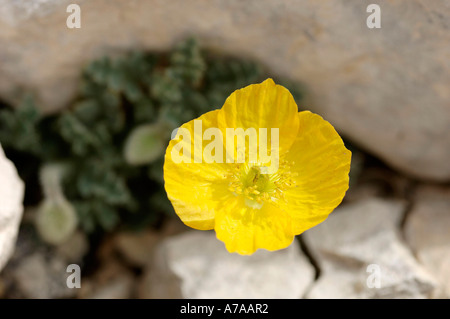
[227, 160, 297, 209]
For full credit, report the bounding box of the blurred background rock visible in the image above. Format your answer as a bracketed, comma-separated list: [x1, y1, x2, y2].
[0, 0, 449, 299]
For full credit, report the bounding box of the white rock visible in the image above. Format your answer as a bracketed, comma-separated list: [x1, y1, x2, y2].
[0, 0, 449, 180]
[304, 199, 436, 298]
[88, 274, 135, 299]
[0, 144, 24, 272]
[405, 185, 450, 298]
[141, 231, 314, 299]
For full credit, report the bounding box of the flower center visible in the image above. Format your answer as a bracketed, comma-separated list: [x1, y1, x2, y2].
[227, 161, 297, 209]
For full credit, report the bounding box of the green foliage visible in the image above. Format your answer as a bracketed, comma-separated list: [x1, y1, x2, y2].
[0, 38, 304, 236]
[0, 96, 42, 155]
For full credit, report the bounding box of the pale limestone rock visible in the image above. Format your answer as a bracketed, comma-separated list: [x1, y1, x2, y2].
[0, 0, 71, 26]
[141, 231, 314, 299]
[405, 185, 450, 298]
[304, 199, 436, 298]
[0, 0, 448, 180]
[0, 144, 24, 272]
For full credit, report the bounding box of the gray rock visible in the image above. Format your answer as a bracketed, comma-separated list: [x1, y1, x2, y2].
[0, 0, 449, 180]
[0, 144, 24, 272]
[405, 185, 450, 298]
[0, 222, 87, 298]
[141, 231, 314, 299]
[304, 199, 436, 298]
[12, 252, 76, 298]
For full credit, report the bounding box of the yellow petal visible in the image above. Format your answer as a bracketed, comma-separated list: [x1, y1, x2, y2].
[278, 111, 351, 233]
[215, 196, 295, 255]
[164, 109, 230, 230]
[217, 78, 300, 157]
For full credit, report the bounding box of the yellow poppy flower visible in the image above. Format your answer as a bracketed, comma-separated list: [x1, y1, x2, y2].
[163, 78, 351, 255]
